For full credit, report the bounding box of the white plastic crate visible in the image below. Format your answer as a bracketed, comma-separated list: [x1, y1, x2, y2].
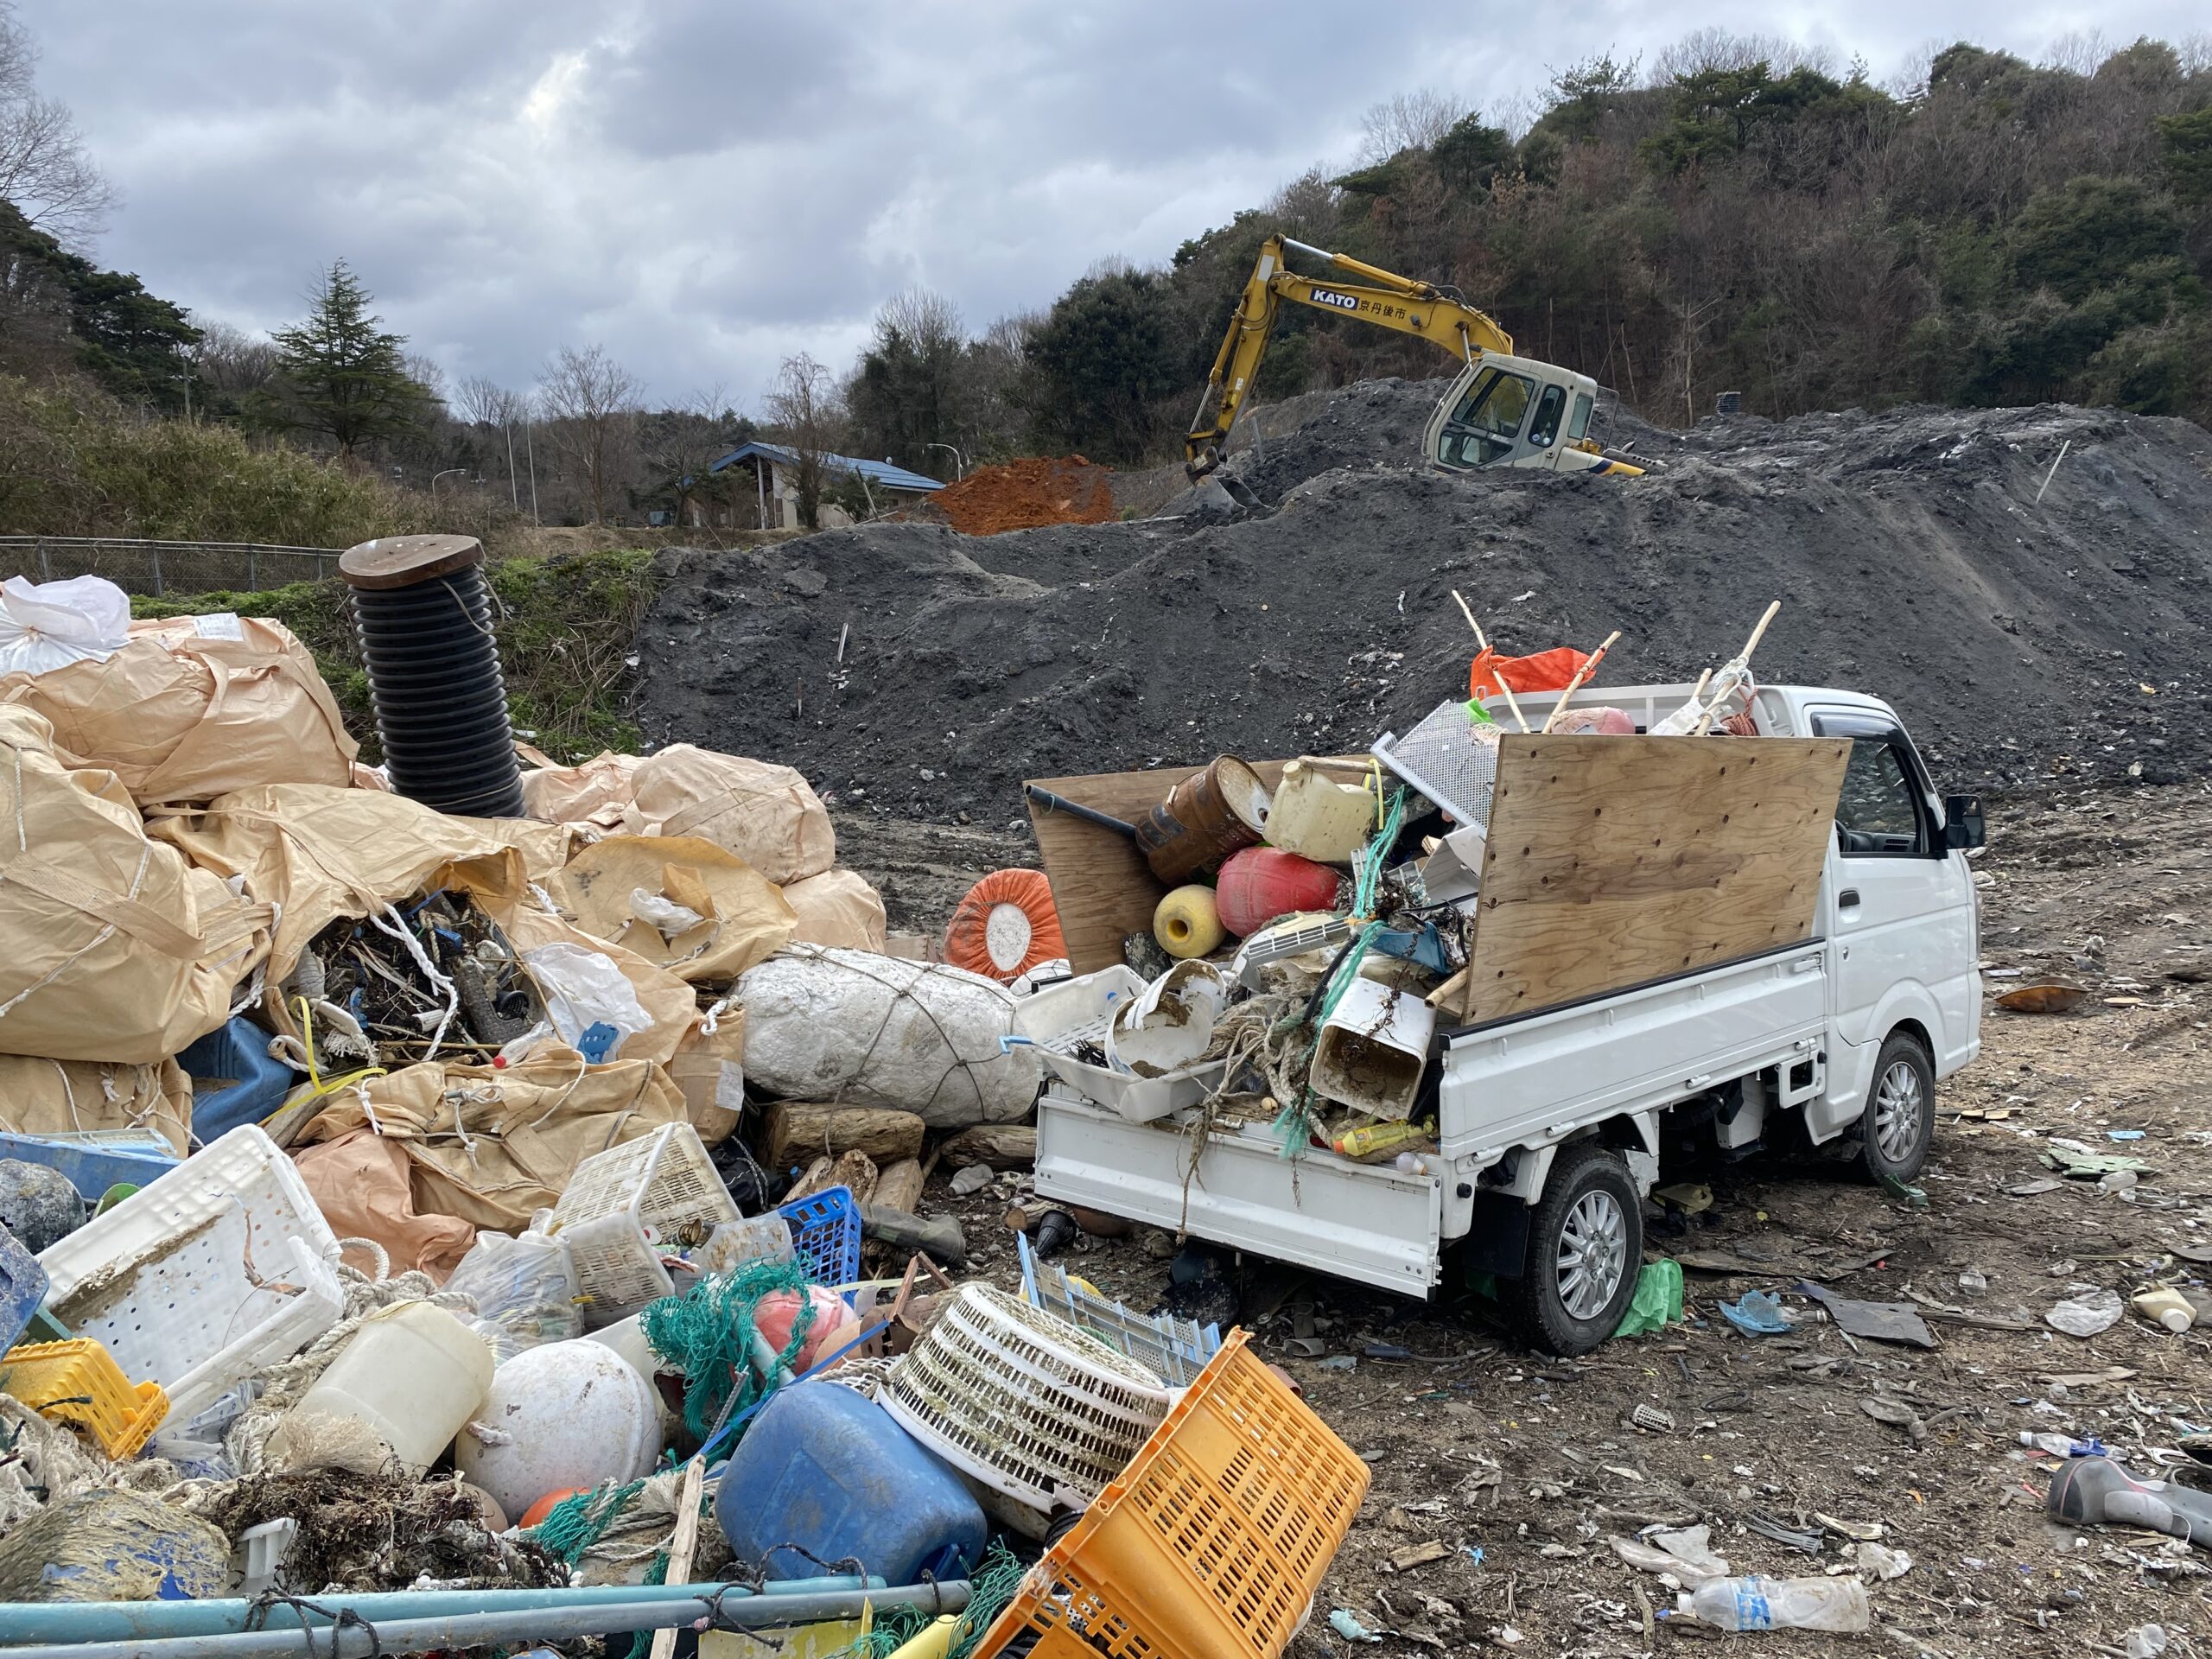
[549, 1123, 739, 1317]
[1008, 966, 1224, 1124]
[1019, 1232, 1221, 1386]
[880, 1283, 1170, 1536]
[37, 1124, 345, 1433]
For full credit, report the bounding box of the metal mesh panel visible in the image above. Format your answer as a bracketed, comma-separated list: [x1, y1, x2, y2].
[1373, 698, 1503, 825]
[0, 538, 342, 596]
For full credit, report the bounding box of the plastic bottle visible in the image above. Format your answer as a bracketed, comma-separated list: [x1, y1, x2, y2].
[1686, 1576, 1871, 1633]
[1332, 1120, 1434, 1162]
[2133, 1286, 2196, 1333]
[281, 1301, 493, 1475]
[2020, 1431, 2109, 1459]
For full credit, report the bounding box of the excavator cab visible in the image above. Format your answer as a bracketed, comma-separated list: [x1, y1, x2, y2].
[1424, 354, 1629, 475]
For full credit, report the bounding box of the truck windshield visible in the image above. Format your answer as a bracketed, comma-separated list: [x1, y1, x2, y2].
[1436, 368, 1537, 467]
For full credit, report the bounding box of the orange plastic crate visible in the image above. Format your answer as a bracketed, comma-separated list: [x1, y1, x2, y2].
[974, 1327, 1370, 1659]
[2, 1338, 168, 1459]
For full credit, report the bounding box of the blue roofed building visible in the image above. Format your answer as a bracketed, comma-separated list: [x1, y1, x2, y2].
[705, 441, 944, 531]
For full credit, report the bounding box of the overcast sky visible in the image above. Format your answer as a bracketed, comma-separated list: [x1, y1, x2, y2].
[26, 1, 2209, 415]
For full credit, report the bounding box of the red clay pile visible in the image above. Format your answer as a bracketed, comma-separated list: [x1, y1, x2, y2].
[933, 455, 1115, 535]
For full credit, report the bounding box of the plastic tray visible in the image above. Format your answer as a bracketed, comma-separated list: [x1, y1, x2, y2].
[0, 1130, 181, 1201]
[1009, 967, 1225, 1125]
[973, 1328, 1370, 1659]
[36, 1125, 344, 1434]
[550, 1123, 741, 1316]
[1019, 1232, 1220, 1387]
[3, 1338, 169, 1459]
[880, 1283, 1169, 1535]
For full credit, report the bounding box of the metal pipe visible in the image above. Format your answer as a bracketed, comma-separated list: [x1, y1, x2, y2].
[0, 1582, 968, 1659]
[1021, 783, 1137, 839]
[0, 1577, 885, 1646]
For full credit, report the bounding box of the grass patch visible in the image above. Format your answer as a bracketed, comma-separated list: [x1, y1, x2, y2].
[133, 549, 659, 764]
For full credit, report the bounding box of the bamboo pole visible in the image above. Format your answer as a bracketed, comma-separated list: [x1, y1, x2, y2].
[1540, 631, 1623, 732]
[1449, 588, 1529, 733]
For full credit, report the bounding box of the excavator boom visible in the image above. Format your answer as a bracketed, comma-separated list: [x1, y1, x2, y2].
[1186, 234, 1640, 481]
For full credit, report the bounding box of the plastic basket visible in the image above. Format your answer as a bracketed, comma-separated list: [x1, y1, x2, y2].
[1019, 1232, 1220, 1387]
[3, 1338, 169, 1459]
[777, 1186, 861, 1286]
[820, 1354, 901, 1401]
[880, 1283, 1169, 1532]
[1373, 696, 1500, 826]
[550, 1123, 741, 1314]
[35, 1124, 344, 1436]
[1009, 967, 1225, 1124]
[974, 1329, 1370, 1659]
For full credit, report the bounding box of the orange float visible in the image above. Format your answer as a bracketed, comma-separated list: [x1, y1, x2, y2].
[518, 1487, 588, 1530]
[944, 869, 1066, 982]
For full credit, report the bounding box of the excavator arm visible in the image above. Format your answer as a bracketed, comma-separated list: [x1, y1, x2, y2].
[1185, 235, 1516, 480]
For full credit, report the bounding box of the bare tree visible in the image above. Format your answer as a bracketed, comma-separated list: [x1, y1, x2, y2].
[454, 373, 524, 429]
[0, 3, 114, 245]
[1357, 88, 1465, 163]
[1652, 29, 1836, 82]
[763, 353, 843, 531]
[537, 344, 642, 524]
[185, 321, 278, 397]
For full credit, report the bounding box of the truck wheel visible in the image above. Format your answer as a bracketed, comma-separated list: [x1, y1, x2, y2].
[1858, 1032, 1935, 1183]
[1505, 1143, 1643, 1357]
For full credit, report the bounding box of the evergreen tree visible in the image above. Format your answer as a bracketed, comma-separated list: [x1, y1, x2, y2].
[270, 260, 425, 454]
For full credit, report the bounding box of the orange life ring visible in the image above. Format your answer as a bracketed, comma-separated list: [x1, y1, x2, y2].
[944, 868, 1066, 982]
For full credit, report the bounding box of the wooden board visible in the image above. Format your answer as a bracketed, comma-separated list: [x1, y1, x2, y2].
[1027, 757, 1370, 974]
[1460, 735, 1849, 1023]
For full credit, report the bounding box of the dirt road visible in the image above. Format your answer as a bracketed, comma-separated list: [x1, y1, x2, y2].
[846, 781, 2212, 1656]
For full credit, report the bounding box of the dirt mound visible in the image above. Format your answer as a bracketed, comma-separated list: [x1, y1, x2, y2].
[934, 455, 1116, 535]
[635, 395, 2212, 826]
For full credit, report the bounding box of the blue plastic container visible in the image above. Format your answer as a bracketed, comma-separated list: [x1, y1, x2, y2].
[777, 1185, 861, 1286]
[176, 1015, 298, 1142]
[0, 1133, 178, 1204]
[0, 1220, 47, 1353]
[713, 1380, 984, 1585]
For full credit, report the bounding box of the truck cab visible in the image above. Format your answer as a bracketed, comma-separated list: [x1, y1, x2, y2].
[1032, 685, 1984, 1355]
[1423, 355, 1636, 476]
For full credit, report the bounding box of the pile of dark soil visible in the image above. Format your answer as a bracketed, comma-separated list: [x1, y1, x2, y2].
[635, 390, 2212, 823]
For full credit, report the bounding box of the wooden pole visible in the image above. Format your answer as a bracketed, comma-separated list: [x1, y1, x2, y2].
[1540, 631, 1623, 733]
[1449, 588, 1529, 733]
[1692, 602, 1781, 736]
[646, 1459, 708, 1659]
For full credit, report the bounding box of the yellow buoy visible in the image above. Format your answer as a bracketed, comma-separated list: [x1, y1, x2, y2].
[1154, 884, 1225, 959]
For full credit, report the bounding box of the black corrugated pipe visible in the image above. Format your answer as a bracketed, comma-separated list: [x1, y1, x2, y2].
[339, 534, 527, 819]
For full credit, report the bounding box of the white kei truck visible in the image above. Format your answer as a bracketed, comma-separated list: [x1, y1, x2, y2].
[1031, 683, 1985, 1355]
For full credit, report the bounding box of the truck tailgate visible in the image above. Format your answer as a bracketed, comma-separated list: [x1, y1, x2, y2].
[1440, 942, 1829, 1160]
[1035, 1090, 1443, 1295]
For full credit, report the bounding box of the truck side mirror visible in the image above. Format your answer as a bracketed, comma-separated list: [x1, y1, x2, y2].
[1942, 794, 1986, 851]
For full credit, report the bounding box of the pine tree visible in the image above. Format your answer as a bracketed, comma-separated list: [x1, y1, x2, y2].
[270, 260, 425, 454]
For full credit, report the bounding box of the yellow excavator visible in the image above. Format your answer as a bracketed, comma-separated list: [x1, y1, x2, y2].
[1185, 234, 1643, 481]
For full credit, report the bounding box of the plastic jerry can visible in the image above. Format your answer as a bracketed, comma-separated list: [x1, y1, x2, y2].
[177, 1016, 299, 1143]
[714, 1379, 985, 1585]
[279, 1301, 493, 1475]
[1267, 761, 1376, 864]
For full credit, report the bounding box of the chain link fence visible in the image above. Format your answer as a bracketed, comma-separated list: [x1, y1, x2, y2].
[0, 537, 346, 596]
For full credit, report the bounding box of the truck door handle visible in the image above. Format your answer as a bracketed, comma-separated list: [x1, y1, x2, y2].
[1838, 888, 1861, 909]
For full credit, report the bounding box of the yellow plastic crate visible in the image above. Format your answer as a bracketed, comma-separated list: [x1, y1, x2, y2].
[974, 1328, 1370, 1659]
[2, 1338, 168, 1459]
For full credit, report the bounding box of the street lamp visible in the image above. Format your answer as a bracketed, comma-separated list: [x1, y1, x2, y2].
[431, 467, 467, 500]
[925, 442, 967, 480]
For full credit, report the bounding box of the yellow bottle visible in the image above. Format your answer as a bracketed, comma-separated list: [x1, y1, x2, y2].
[1331, 1119, 1434, 1162]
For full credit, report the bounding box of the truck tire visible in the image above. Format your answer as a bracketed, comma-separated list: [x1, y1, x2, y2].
[1857, 1030, 1935, 1183]
[1505, 1142, 1643, 1357]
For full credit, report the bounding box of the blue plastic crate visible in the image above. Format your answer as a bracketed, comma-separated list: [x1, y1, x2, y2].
[0, 1222, 46, 1354]
[777, 1185, 861, 1286]
[0, 1132, 180, 1202]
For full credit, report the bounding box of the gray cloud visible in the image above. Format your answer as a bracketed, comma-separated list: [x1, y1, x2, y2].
[24, 0, 2209, 411]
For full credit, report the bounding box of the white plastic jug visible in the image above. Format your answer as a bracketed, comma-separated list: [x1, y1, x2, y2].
[282, 1301, 494, 1475]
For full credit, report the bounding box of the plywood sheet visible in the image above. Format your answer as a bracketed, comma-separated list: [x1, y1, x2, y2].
[1460, 735, 1848, 1023]
[1027, 758, 1369, 974]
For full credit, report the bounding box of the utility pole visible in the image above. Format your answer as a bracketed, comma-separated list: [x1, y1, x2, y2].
[524, 421, 541, 525]
[503, 419, 519, 509]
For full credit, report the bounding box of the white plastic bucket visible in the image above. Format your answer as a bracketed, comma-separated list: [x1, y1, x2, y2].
[1309, 975, 1436, 1122]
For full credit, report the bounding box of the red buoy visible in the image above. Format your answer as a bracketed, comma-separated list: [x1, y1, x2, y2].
[1214, 847, 1341, 938]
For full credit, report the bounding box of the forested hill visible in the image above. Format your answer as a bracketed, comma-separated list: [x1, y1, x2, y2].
[991, 39, 2212, 462]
